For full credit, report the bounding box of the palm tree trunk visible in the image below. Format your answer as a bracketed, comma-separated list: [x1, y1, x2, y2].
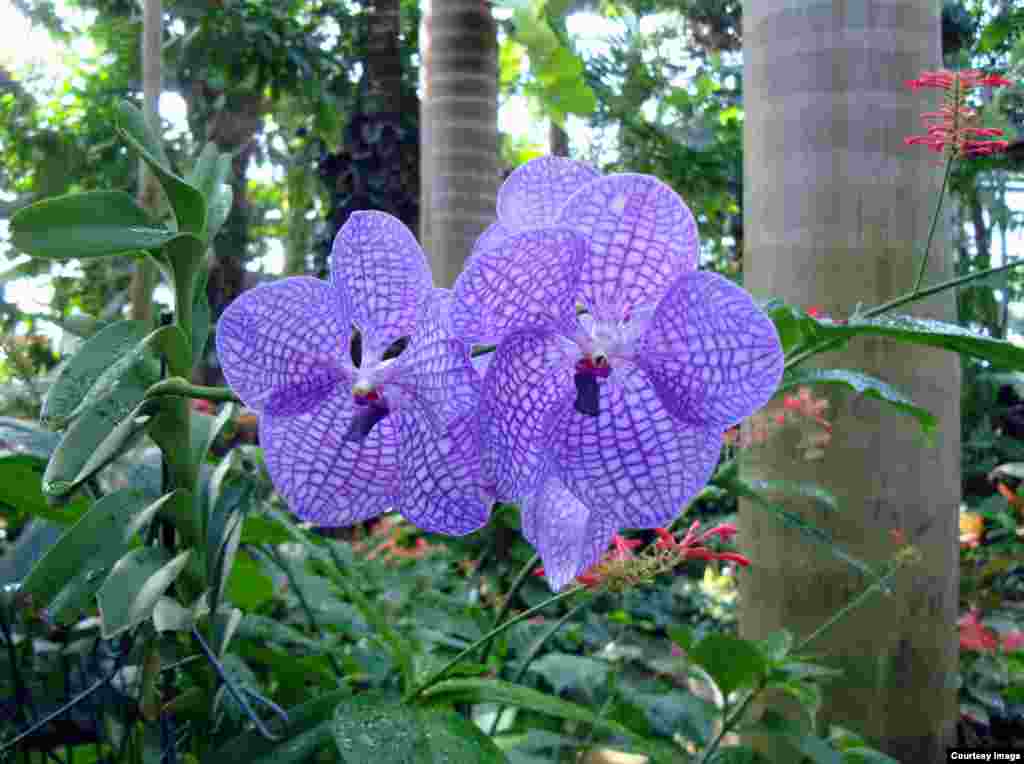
[419, 0, 500, 287]
[740, 3, 959, 760]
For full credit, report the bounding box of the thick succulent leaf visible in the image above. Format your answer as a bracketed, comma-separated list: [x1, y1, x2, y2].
[521, 476, 616, 591]
[551, 362, 721, 528]
[260, 386, 398, 526]
[330, 210, 433, 346]
[779, 368, 936, 438]
[216, 276, 351, 412]
[639, 270, 785, 428]
[97, 547, 191, 638]
[451, 227, 585, 344]
[557, 173, 699, 314]
[11, 191, 176, 259]
[481, 329, 576, 500]
[42, 320, 152, 428]
[395, 410, 490, 535]
[497, 155, 601, 230]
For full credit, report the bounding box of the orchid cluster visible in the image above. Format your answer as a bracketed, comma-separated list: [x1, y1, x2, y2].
[216, 156, 785, 591]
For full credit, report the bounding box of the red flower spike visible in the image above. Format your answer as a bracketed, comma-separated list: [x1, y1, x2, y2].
[905, 69, 1015, 159]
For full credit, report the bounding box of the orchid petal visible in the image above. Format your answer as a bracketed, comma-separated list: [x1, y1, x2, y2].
[481, 328, 575, 500]
[522, 476, 616, 592]
[497, 156, 602, 231]
[330, 210, 433, 345]
[557, 174, 699, 314]
[638, 271, 784, 428]
[451, 227, 585, 343]
[396, 409, 490, 535]
[470, 220, 516, 261]
[551, 361, 721, 528]
[260, 386, 400, 526]
[215, 276, 351, 412]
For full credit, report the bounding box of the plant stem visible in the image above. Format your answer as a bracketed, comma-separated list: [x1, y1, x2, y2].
[479, 552, 539, 665]
[145, 378, 243, 403]
[404, 586, 585, 702]
[912, 156, 954, 293]
[783, 258, 1024, 372]
[486, 599, 589, 736]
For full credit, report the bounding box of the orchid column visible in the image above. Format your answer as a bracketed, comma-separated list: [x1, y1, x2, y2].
[740, 2, 958, 761]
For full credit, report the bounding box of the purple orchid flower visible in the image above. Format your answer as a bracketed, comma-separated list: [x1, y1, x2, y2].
[215, 211, 489, 535]
[452, 156, 784, 590]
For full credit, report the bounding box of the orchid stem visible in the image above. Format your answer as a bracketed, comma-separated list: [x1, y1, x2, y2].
[404, 586, 585, 702]
[912, 155, 954, 294]
[146, 377, 242, 404]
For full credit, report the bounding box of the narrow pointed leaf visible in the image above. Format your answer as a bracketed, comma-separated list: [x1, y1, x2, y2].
[97, 547, 191, 638]
[114, 100, 170, 168]
[780, 368, 937, 439]
[186, 142, 220, 194]
[208, 184, 233, 240]
[11, 191, 176, 259]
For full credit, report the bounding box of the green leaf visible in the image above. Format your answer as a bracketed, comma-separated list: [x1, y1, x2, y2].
[21, 489, 153, 605]
[47, 492, 169, 624]
[43, 390, 162, 498]
[97, 547, 191, 638]
[840, 748, 901, 764]
[194, 403, 237, 470]
[114, 100, 170, 168]
[186, 142, 220, 195]
[10, 191, 176, 260]
[0, 454, 90, 525]
[989, 462, 1024, 482]
[528, 652, 609, 697]
[208, 183, 233, 240]
[738, 479, 839, 513]
[116, 101, 207, 235]
[144, 324, 192, 382]
[780, 368, 937, 439]
[417, 679, 677, 762]
[42, 320, 152, 429]
[192, 263, 212, 364]
[688, 633, 769, 696]
[331, 694, 507, 763]
[742, 710, 842, 764]
[206, 689, 352, 764]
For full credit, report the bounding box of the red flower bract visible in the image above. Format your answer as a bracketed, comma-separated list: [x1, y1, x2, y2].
[904, 69, 1014, 159]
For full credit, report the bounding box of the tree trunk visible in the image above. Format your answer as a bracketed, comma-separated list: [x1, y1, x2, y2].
[366, 0, 403, 113]
[129, 0, 162, 324]
[740, 3, 959, 761]
[419, 0, 500, 287]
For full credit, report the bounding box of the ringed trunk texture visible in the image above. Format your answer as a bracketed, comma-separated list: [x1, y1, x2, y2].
[740, 3, 959, 761]
[419, 0, 500, 286]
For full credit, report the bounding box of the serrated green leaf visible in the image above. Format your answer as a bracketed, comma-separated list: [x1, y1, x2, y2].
[11, 191, 176, 260]
[780, 368, 937, 439]
[97, 547, 191, 638]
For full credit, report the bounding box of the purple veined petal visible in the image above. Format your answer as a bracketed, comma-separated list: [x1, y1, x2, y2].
[551, 361, 721, 529]
[260, 385, 400, 526]
[395, 408, 490, 535]
[557, 174, 699, 316]
[450, 227, 586, 344]
[470, 221, 516, 262]
[521, 475, 617, 592]
[497, 156, 602, 231]
[215, 276, 352, 412]
[638, 271, 785, 429]
[330, 210, 434, 345]
[480, 328, 576, 500]
[387, 334, 481, 422]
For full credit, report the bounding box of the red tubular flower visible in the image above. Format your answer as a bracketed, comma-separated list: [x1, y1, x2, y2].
[905, 69, 1014, 159]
